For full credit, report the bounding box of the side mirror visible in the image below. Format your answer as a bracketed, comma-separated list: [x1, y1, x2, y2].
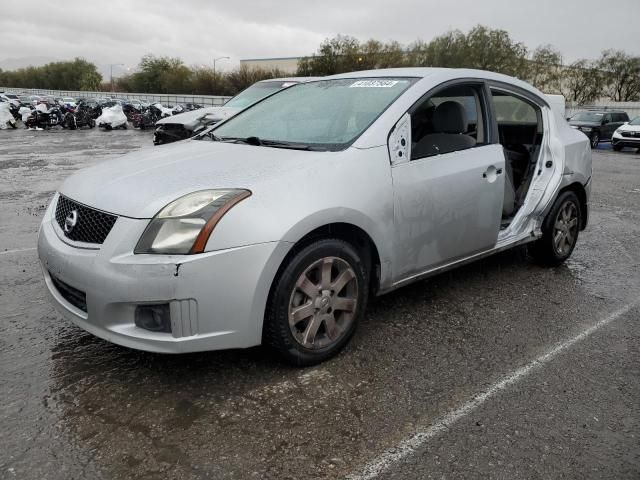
[624, 121, 629, 125]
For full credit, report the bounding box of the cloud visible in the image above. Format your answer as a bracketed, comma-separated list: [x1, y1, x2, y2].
[1, 0, 639, 71]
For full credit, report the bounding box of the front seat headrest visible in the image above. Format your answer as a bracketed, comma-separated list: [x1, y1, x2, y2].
[432, 101, 468, 134]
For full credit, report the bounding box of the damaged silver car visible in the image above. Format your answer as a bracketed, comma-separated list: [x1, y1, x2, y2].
[38, 68, 591, 365]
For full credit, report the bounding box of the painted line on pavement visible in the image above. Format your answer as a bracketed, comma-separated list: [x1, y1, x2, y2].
[0, 247, 36, 256]
[349, 301, 639, 480]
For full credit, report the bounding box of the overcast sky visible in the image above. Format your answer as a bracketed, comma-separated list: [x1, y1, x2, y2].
[2, 0, 639, 72]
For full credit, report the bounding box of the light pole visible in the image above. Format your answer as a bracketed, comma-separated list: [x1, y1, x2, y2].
[110, 63, 124, 92]
[213, 56, 230, 95]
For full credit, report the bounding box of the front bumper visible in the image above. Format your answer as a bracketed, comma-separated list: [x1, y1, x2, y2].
[612, 132, 640, 148]
[38, 197, 289, 353]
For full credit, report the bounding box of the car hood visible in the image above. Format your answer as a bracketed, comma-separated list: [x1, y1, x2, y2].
[59, 140, 323, 218]
[155, 106, 240, 130]
[615, 123, 640, 132]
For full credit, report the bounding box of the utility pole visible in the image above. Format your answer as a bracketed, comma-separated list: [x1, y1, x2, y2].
[110, 64, 124, 92]
[213, 56, 230, 95]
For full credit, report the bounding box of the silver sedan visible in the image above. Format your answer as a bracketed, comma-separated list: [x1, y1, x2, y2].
[38, 68, 592, 365]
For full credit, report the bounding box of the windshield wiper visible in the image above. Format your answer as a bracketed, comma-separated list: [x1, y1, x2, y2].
[229, 136, 314, 150]
[202, 134, 317, 150]
[200, 131, 224, 141]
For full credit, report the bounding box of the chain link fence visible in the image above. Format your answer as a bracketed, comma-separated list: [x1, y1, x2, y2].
[1, 87, 232, 107]
[4, 86, 640, 120]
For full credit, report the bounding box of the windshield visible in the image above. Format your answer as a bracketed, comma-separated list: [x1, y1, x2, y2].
[225, 81, 295, 109]
[210, 78, 416, 150]
[629, 116, 640, 126]
[571, 111, 603, 122]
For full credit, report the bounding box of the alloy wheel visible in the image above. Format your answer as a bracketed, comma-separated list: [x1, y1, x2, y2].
[591, 133, 599, 148]
[288, 256, 358, 350]
[553, 200, 579, 256]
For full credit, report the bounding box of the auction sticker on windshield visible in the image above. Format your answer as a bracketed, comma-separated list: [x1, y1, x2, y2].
[349, 80, 400, 88]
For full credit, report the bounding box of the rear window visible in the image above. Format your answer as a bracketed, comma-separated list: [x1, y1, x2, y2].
[570, 112, 603, 122]
[492, 94, 537, 123]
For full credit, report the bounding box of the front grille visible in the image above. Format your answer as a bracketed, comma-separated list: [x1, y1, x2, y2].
[49, 271, 87, 313]
[54, 195, 117, 244]
[621, 131, 640, 138]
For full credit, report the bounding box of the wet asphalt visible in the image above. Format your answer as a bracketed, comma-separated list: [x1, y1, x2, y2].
[0, 127, 638, 480]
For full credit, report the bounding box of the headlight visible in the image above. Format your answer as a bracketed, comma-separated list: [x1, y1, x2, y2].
[581, 127, 592, 132]
[135, 189, 251, 254]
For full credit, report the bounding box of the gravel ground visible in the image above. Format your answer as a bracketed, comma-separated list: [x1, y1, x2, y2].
[1, 127, 638, 479]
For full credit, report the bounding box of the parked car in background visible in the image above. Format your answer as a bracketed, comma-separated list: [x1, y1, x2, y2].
[153, 77, 317, 145]
[125, 99, 149, 110]
[568, 109, 629, 148]
[38, 68, 591, 365]
[612, 116, 640, 151]
[25, 95, 42, 105]
[60, 97, 77, 107]
[0, 93, 21, 107]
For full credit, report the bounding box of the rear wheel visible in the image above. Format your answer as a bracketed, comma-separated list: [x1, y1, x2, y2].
[264, 239, 369, 366]
[530, 191, 581, 266]
[590, 131, 600, 149]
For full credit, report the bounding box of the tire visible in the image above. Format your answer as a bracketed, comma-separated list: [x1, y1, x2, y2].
[590, 131, 600, 149]
[529, 191, 582, 266]
[612, 144, 623, 152]
[88, 119, 95, 129]
[264, 239, 369, 366]
[65, 114, 77, 130]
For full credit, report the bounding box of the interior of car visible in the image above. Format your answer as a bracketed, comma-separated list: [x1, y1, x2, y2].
[491, 90, 543, 225]
[410, 84, 484, 159]
[409, 84, 543, 226]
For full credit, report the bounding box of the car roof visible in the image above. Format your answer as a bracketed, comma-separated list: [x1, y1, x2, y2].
[323, 67, 548, 103]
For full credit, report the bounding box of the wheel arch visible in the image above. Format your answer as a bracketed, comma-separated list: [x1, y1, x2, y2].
[276, 222, 383, 297]
[556, 182, 588, 230]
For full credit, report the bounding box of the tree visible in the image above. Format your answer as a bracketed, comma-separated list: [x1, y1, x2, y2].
[224, 65, 286, 95]
[127, 55, 187, 93]
[597, 50, 640, 101]
[0, 58, 101, 90]
[298, 26, 531, 77]
[561, 60, 604, 104]
[527, 45, 563, 93]
[464, 26, 529, 77]
[297, 35, 364, 75]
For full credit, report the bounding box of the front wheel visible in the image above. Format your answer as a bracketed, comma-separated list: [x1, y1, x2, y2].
[264, 239, 369, 366]
[590, 131, 600, 149]
[612, 143, 623, 152]
[530, 191, 582, 266]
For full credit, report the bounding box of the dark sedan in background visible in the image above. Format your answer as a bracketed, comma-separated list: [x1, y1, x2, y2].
[568, 109, 629, 148]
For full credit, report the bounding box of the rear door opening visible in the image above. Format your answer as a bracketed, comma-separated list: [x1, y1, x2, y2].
[491, 89, 544, 227]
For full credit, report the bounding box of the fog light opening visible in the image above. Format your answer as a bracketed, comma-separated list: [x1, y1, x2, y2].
[135, 304, 172, 333]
